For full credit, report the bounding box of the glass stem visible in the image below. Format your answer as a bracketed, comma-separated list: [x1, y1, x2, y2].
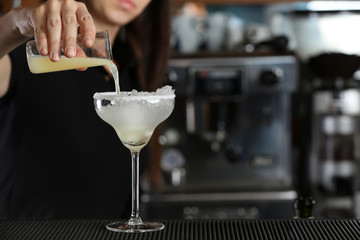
[128, 151, 143, 226]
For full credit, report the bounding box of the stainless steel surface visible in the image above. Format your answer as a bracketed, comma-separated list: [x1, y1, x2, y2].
[143, 190, 297, 203]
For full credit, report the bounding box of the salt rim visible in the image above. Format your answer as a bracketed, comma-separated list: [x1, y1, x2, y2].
[94, 85, 175, 100]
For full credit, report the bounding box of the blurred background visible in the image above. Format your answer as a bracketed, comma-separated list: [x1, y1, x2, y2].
[3, 0, 360, 220]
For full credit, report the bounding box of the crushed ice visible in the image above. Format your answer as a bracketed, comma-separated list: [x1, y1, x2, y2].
[117, 85, 175, 99]
[94, 85, 175, 101]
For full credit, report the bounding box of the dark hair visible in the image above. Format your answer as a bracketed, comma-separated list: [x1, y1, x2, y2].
[126, 0, 170, 91]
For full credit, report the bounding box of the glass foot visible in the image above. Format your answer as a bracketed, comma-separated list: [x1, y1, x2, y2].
[106, 221, 165, 233]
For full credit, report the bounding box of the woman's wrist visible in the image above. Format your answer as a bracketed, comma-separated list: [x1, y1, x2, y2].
[0, 7, 32, 58]
[13, 7, 35, 39]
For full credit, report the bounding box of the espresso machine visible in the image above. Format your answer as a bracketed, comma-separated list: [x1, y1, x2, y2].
[142, 54, 298, 219]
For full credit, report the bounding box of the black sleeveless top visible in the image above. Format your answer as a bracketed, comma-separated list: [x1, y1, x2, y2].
[0, 38, 149, 220]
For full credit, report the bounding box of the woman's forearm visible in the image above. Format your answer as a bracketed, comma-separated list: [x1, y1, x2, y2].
[0, 7, 32, 99]
[0, 55, 11, 98]
[0, 8, 32, 59]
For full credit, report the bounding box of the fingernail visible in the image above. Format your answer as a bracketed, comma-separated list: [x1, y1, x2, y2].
[51, 51, 60, 61]
[65, 47, 75, 57]
[84, 37, 93, 46]
[40, 47, 48, 55]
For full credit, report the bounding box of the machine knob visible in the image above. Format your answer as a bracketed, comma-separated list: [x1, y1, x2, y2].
[260, 67, 283, 84]
[226, 144, 242, 163]
[167, 70, 179, 83]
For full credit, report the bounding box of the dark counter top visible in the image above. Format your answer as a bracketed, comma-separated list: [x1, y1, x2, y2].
[1, 219, 360, 240]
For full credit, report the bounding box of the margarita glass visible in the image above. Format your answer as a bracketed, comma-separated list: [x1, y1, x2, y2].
[94, 86, 175, 232]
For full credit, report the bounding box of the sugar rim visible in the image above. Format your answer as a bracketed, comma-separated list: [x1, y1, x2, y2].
[93, 91, 175, 101]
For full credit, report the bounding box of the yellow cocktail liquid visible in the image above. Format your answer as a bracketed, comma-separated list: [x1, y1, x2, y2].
[27, 56, 120, 93]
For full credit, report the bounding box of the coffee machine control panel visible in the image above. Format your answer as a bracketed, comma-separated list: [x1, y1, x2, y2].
[191, 67, 242, 97]
[168, 55, 297, 98]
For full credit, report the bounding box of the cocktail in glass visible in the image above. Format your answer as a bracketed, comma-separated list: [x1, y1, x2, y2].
[94, 86, 175, 232]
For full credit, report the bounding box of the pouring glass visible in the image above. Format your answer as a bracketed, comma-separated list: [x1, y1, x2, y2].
[26, 30, 112, 74]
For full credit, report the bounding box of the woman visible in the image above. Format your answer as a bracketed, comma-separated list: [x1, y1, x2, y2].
[0, 0, 170, 219]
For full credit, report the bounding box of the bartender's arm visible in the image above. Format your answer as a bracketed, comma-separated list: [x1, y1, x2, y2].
[0, 0, 96, 98]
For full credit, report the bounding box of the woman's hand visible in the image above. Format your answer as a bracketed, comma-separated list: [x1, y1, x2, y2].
[17, 0, 96, 62]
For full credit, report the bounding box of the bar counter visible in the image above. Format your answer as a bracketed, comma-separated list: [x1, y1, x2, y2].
[1, 219, 360, 240]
